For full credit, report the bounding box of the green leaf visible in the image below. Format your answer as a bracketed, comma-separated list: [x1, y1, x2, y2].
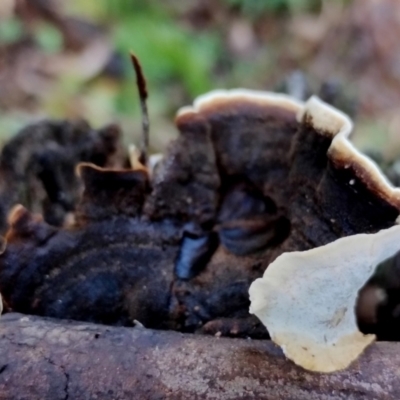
[0, 18, 23, 44]
[35, 23, 63, 54]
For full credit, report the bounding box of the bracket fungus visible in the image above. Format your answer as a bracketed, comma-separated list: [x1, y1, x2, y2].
[0, 119, 124, 233]
[249, 225, 400, 373]
[0, 89, 399, 347]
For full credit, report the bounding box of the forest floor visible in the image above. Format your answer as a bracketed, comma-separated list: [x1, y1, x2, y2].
[1, 0, 400, 162]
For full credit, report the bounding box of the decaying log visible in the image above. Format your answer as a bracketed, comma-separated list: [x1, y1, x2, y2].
[0, 313, 399, 400]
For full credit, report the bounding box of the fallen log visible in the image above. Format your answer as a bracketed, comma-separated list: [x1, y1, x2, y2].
[0, 313, 399, 399]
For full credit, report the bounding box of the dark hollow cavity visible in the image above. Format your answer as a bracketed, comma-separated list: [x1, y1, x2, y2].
[357, 251, 400, 341]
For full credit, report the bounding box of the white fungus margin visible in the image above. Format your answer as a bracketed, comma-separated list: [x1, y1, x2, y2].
[249, 224, 400, 373]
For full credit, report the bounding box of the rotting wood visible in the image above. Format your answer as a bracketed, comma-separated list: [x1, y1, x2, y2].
[0, 313, 399, 400]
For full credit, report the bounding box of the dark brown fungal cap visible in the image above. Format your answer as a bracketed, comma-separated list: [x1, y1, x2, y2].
[2, 204, 180, 326]
[175, 91, 400, 257]
[144, 112, 220, 228]
[6, 205, 57, 244]
[0, 90, 399, 338]
[76, 163, 149, 223]
[0, 119, 125, 233]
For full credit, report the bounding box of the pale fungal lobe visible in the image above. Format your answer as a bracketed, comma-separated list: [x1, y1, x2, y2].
[249, 225, 400, 373]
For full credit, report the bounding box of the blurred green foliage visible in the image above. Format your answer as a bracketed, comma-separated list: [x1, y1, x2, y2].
[0, 0, 361, 153]
[112, 12, 220, 111]
[224, 0, 321, 15]
[67, 0, 332, 115]
[70, 0, 221, 97]
[35, 23, 63, 53]
[0, 17, 23, 43]
[65, 0, 223, 136]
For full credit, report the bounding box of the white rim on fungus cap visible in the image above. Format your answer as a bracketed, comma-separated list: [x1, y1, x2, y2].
[178, 90, 400, 209]
[177, 89, 304, 117]
[303, 96, 399, 206]
[249, 224, 400, 373]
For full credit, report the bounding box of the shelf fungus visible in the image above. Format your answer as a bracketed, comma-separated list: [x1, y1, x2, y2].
[250, 226, 400, 373]
[0, 119, 124, 233]
[0, 90, 399, 342]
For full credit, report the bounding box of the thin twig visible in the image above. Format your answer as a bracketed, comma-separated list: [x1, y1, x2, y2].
[130, 52, 149, 165]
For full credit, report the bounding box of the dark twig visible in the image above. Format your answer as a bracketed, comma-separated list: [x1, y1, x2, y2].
[130, 53, 149, 165]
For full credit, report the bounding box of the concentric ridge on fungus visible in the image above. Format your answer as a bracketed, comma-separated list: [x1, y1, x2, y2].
[0, 90, 399, 342]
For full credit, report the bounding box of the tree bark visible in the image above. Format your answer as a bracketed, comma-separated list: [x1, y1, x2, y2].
[0, 313, 399, 399]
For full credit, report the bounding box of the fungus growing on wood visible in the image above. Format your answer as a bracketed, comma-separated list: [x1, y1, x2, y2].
[249, 225, 400, 373]
[0, 90, 399, 340]
[0, 119, 124, 232]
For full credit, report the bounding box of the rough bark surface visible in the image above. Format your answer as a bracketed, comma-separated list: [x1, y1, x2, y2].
[0, 313, 399, 400]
